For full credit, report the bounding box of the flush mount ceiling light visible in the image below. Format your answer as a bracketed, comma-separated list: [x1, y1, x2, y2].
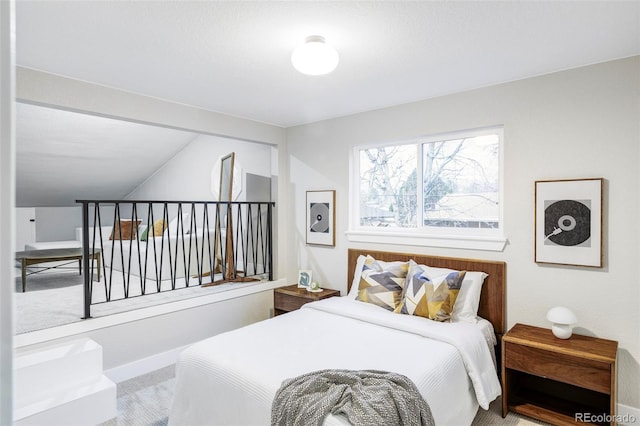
[291, 35, 339, 76]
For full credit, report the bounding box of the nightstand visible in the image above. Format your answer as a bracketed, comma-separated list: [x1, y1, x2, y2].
[273, 284, 340, 315]
[502, 323, 618, 426]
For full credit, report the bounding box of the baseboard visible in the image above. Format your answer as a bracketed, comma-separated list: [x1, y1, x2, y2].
[104, 344, 189, 384]
[617, 403, 640, 425]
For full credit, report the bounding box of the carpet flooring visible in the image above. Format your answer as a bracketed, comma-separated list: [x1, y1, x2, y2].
[14, 267, 259, 334]
[101, 365, 175, 426]
[102, 364, 548, 426]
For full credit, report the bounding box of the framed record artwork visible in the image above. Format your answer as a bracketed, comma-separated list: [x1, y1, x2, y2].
[534, 178, 603, 267]
[306, 190, 336, 246]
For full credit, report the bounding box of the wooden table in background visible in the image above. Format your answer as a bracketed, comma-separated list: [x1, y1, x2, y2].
[15, 247, 102, 292]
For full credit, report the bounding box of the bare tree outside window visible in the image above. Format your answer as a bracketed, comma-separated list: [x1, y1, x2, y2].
[359, 144, 416, 227]
[358, 131, 500, 231]
[422, 135, 499, 229]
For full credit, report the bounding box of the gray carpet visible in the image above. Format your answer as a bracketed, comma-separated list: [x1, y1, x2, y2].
[14, 267, 259, 334]
[15, 269, 86, 333]
[472, 400, 549, 426]
[103, 364, 548, 426]
[100, 365, 174, 426]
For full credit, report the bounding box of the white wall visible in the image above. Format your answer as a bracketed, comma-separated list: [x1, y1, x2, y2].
[34, 207, 82, 242]
[15, 206, 85, 249]
[0, 0, 15, 422]
[126, 133, 272, 201]
[16, 289, 274, 372]
[286, 56, 640, 409]
[15, 208, 35, 252]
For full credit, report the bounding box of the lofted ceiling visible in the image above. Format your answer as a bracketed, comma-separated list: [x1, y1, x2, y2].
[14, 1, 640, 207]
[16, 103, 198, 207]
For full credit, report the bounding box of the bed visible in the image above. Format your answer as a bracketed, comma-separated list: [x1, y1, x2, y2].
[169, 249, 506, 425]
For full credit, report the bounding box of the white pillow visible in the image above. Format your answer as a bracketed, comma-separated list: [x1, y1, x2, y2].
[347, 255, 367, 298]
[451, 271, 488, 323]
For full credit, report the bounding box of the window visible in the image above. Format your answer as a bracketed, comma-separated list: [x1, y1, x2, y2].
[348, 127, 506, 251]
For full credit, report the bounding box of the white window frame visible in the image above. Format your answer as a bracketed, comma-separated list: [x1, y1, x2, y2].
[346, 127, 507, 251]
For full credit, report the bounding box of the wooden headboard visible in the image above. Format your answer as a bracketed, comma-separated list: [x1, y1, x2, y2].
[347, 249, 506, 337]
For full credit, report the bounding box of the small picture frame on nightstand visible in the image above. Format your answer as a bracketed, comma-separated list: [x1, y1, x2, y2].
[297, 270, 312, 288]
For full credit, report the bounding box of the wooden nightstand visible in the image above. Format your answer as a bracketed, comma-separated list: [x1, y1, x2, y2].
[502, 323, 618, 426]
[274, 284, 340, 315]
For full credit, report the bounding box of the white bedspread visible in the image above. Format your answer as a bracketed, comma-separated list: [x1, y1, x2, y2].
[169, 297, 501, 426]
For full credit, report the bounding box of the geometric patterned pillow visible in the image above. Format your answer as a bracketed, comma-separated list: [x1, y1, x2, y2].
[355, 256, 409, 311]
[395, 260, 466, 321]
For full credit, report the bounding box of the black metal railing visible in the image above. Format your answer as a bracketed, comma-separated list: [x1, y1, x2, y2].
[77, 200, 274, 318]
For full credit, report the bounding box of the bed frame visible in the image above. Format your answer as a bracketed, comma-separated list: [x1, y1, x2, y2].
[347, 249, 506, 339]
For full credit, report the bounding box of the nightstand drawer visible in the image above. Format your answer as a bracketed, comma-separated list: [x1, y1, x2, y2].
[274, 291, 310, 312]
[505, 342, 612, 394]
[274, 285, 341, 315]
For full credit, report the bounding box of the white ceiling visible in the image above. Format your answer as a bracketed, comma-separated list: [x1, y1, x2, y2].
[16, 103, 197, 207]
[16, 1, 640, 128]
[13, 1, 640, 208]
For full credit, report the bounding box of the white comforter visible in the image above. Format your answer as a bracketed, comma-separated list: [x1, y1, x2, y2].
[169, 297, 501, 426]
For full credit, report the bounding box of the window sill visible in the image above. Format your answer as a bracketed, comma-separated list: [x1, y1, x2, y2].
[345, 230, 507, 252]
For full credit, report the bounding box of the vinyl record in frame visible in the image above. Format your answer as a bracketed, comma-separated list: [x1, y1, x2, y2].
[306, 190, 336, 246]
[534, 178, 603, 268]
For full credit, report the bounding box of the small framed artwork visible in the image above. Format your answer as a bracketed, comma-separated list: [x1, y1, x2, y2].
[306, 190, 336, 246]
[297, 270, 313, 288]
[534, 178, 603, 267]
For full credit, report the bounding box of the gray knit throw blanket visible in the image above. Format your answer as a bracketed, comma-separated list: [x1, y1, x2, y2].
[271, 369, 434, 426]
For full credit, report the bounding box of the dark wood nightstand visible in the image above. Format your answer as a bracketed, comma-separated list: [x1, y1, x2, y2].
[502, 323, 618, 426]
[273, 284, 340, 315]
